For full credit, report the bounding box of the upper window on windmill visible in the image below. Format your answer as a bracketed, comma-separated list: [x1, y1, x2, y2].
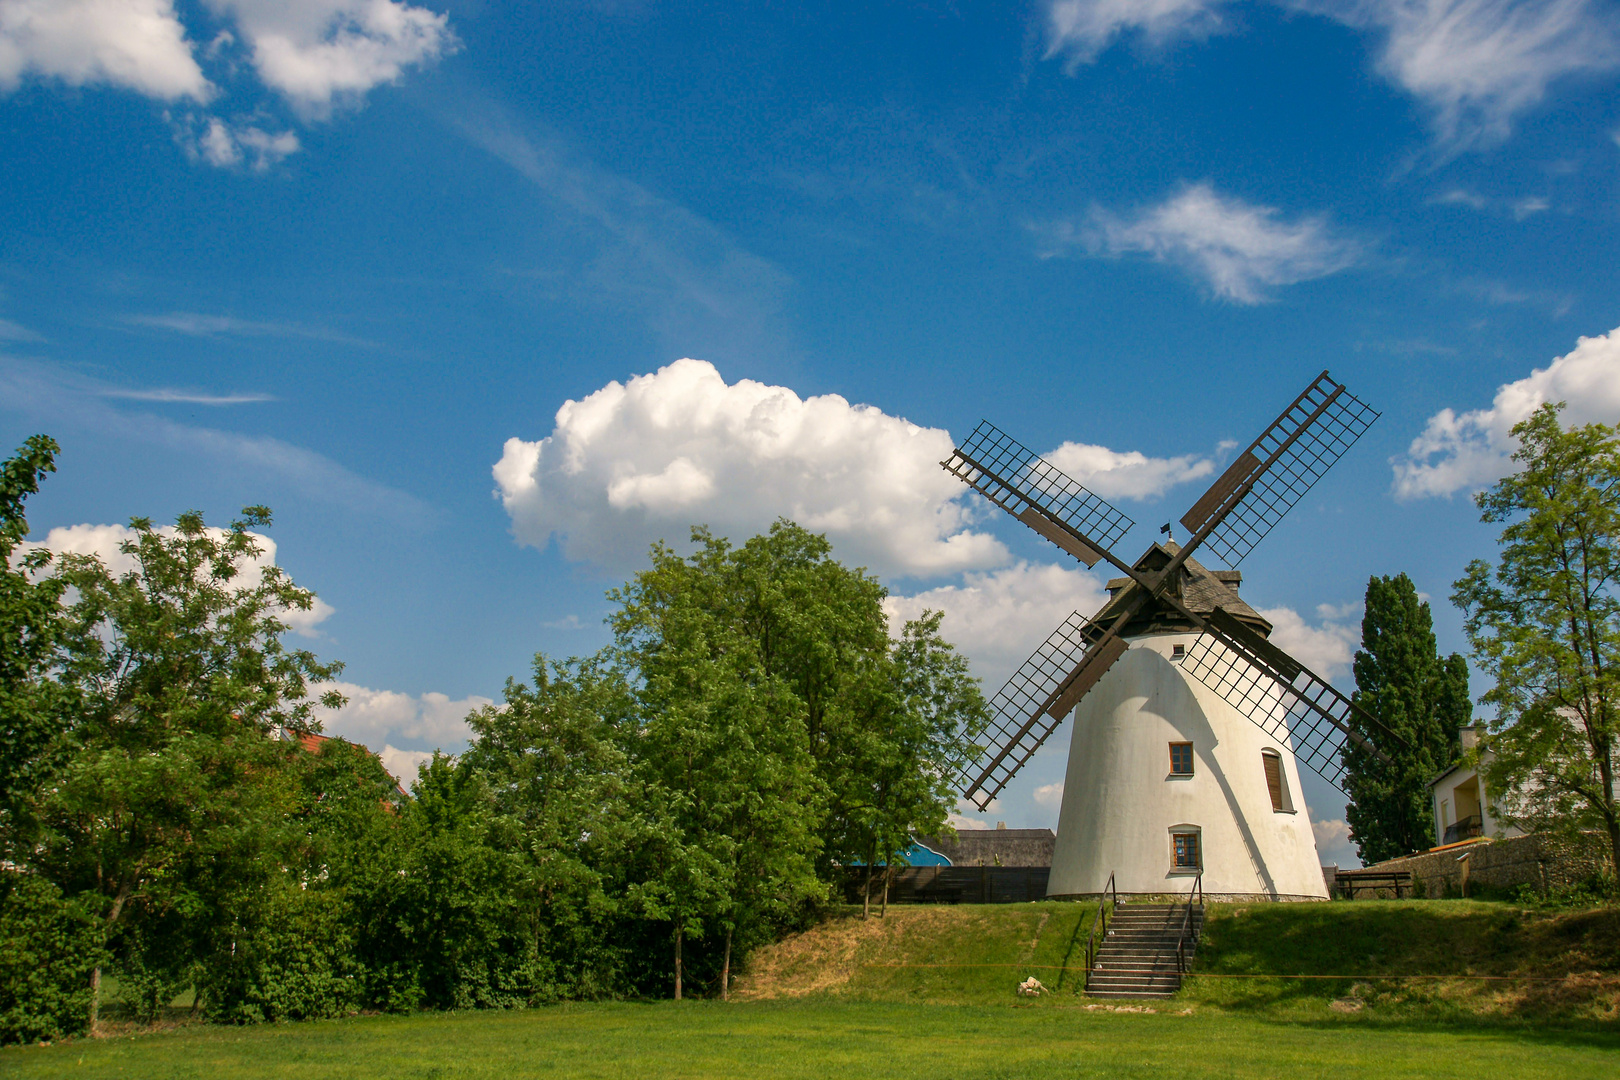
[1171, 643, 1186, 660]
[1169, 742, 1194, 776]
[1262, 750, 1295, 813]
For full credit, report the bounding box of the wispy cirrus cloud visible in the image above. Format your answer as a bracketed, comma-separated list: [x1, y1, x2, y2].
[0, 317, 45, 342]
[123, 311, 377, 347]
[98, 386, 276, 405]
[0, 355, 431, 523]
[1044, 0, 1234, 67]
[1042, 0, 1620, 150]
[1036, 183, 1363, 303]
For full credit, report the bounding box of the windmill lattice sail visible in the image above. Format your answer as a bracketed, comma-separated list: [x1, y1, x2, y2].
[961, 611, 1124, 810]
[1179, 372, 1379, 568]
[1179, 607, 1397, 794]
[943, 421, 1133, 567]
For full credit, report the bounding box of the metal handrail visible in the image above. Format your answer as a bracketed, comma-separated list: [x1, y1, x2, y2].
[1175, 872, 1204, 976]
[1083, 872, 1117, 977]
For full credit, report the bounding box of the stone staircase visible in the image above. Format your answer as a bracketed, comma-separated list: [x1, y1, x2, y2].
[1084, 901, 1203, 999]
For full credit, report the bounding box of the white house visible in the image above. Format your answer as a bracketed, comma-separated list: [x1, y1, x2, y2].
[1430, 724, 1525, 846]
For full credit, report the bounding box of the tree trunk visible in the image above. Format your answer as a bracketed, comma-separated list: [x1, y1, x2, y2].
[674, 926, 683, 1001]
[880, 865, 892, 917]
[721, 926, 732, 1003]
[862, 862, 873, 919]
[89, 966, 101, 1034]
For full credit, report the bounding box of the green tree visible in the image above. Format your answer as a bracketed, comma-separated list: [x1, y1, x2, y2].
[1453, 403, 1620, 881]
[611, 528, 822, 998]
[458, 652, 652, 1000]
[0, 435, 76, 839]
[1342, 573, 1469, 863]
[29, 507, 344, 1026]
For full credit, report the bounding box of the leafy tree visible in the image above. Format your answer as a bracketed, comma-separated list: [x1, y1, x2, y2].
[1342, 573, 1469, 863]
[1453, 404, 1620, 881]
[458, 652, 652, 1000]
[27, 508, 344, 1026]
[611, 528, 822, 998]
[0, 435, 76, 840]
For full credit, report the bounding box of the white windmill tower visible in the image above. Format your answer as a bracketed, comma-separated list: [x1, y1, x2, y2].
[940, 372, 1404, 901]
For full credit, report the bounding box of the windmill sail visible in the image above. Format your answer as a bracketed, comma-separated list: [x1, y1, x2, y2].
[960, 611, 1128, 809]
[943, 421, 1133, 567]
[1179, 607, 1403, 793]
[1179, 372, 1379, 568]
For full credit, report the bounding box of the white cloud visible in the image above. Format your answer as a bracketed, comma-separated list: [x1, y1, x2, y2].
[1044, 0, 1233, 66]
[1257, 603, 1360, 680]
[1392, 324, 1620, 499]
[312, 680, 490, 753]
[1312, 816, 1359, 865]
[494, 358, 1011, 578]
[1041, 183, 1362, 303]
[1310, 0, 1620, 149]
[1033, 781, 1066, 808]
[947, 812, 994, 831]
[21, 521, 335, 636]
[1432, 188, 1489, 208]
[203, 0, 456, 118]
[1511, 195, 1549, 219]
[0, 0, 211, 101]
[884, 561, 1111, 690]
[175, 113, 301, 170]
[1044, 441, 1218, 500]
[378, 744, 433, 784]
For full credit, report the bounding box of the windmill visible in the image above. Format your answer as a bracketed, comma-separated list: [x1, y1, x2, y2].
[942, 371, 1402, 899]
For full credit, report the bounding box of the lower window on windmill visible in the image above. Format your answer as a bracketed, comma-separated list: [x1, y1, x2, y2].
[1172, 832, 1201, 870]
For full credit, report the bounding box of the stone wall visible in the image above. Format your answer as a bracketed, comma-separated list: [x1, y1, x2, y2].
[1363, 832, 1611, 898]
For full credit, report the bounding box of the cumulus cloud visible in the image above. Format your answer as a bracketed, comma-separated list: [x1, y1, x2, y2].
[312, 680, 491, 753]
[494, 358, 1011, 578]
[1258, 602, 1360, 680]
[1312, 816, 1359, 865]
[1039, 184, 1362, 303]
[203, 0, 456, 118]
[884, 561, 1111, 690]
[1392, 325, 1620, 499]
[377, 745, 434, 784]
[1045, 441, 1219, 500]
[1044, 0, 1234, 66]
[0, 0, 211, 100]
[174, 113, 301, 170]
[1, 0, 452, 169]
[1033, 781, 1066, 808]
[20, 521, 335, 636]
[1308, 0, 1620, 149]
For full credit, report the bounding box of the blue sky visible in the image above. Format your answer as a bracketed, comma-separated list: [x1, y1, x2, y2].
[4, 0, 1620, 865]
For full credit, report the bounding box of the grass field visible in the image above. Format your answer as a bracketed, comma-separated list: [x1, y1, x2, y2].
[6, 900, 1617, 1078]
[5, 999, 1620, 1080]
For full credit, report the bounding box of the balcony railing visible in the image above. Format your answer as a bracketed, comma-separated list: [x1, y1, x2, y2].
[1442, 815, 1483, 845]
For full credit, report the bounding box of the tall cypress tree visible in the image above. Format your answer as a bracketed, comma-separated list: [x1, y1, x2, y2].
[1342, 573, 1469, 864]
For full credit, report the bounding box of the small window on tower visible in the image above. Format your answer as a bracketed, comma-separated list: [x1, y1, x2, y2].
[1262, 750, 1295, 813]
[1169, 742, 1194, 776]
[1172, 831, 1201, 870]
[1171, 643, 1185, 660]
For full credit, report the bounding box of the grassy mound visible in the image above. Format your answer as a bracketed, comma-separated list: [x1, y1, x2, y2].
[737, 900, 1620, 1022]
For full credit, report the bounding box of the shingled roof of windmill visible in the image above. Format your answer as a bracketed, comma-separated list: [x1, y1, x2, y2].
[1098, 541, 1272, 638]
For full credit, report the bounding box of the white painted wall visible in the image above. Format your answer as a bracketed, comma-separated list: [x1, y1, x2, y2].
[1431, 756, 1525, 844]
[1047, 632, 1329, 900]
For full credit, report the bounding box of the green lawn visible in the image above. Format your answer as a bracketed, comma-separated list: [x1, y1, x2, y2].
[9, 900, 1616, 1077]
[4, 999, 1617, 1079]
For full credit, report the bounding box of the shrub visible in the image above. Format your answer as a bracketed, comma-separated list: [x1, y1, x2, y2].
[0, 873, 104, 1045]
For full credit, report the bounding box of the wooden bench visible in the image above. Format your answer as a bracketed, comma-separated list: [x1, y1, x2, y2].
[1333, 869, 1412, 899]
